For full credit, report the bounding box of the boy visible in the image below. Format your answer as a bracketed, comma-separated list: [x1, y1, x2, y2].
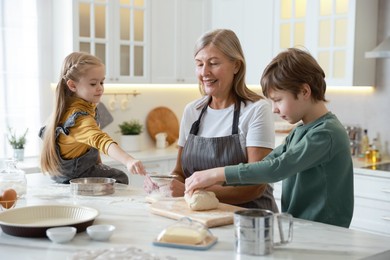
[185, 48, 354, 228]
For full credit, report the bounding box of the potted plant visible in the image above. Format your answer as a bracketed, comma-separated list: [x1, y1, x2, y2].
[118, 120, 143, 152]
[8, 127, 28, 161]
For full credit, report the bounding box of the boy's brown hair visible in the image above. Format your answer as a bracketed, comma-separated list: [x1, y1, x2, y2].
[260, 48, 327, 102]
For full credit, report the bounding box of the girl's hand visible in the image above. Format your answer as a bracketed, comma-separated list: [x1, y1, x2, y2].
[185, 167, 226, 196]
[126, 159, 146, 175]
[143, 175, 159, 194]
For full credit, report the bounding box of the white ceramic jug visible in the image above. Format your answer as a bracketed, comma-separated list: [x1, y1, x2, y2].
[155, 132, 168, 149]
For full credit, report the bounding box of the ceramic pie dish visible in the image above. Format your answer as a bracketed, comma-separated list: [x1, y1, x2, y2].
[0, 204, 99, 237]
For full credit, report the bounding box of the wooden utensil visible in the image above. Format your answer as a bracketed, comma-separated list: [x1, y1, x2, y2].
[146, 107, 179, 145]
[149, 198, 245, 227]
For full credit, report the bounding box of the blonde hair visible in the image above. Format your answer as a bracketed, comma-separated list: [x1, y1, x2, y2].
[40, 52, 104, 175]
[194, 29, 262, 108]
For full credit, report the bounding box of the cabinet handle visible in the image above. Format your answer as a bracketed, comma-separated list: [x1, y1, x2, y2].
[382, 216, 390, 221]
[382, 189, 390, 193]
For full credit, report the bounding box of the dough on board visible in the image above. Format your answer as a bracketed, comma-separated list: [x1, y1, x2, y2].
[184, 190, 219, 211]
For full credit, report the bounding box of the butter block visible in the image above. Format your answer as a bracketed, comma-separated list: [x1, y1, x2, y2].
[157, 226, 207, 245]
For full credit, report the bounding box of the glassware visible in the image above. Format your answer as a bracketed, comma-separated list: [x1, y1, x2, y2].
[0, 159, 27, 198]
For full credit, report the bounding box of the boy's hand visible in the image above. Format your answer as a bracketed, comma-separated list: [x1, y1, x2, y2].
[185, 167, 225, 196]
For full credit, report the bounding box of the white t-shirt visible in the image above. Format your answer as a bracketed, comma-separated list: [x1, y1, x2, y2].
[178, 96, 275, 156]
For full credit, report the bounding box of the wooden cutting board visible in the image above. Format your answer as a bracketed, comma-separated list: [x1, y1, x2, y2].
[149, 198, 245, 227]
[146, 107, 179, 145]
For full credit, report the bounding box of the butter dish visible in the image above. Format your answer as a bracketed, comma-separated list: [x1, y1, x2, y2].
[153, 217, 217, 250]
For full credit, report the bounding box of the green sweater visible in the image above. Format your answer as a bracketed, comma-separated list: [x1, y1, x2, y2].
[225, 112, 354, 228]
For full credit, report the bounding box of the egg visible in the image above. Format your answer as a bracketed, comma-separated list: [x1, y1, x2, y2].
[0, 188, 17, 209]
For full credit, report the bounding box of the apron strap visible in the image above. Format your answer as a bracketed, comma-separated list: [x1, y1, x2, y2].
[232, 103, 240, 135]
[189, 102, 209, 135]
[189, 99, 241, 135]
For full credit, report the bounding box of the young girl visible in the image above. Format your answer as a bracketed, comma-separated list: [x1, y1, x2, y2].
[40, 52, 146, 184]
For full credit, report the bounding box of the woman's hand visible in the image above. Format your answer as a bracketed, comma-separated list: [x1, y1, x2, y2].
[185, 167, 226, 195]
[144, 175, 186, 197]
[158, 179, 185, 197]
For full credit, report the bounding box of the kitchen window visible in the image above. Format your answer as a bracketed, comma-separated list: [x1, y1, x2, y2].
[0, 0, 46, 159]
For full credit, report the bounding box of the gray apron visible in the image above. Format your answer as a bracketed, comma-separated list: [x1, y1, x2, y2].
[40, 110, 128, 184]
[182, 101, 278, 211]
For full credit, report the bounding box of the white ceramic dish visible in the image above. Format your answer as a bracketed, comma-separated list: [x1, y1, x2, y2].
[153, 217, 218, 250]
[0, 205, 99, 237]
[46, 226, 77, 243]
[87, 224, 115, 241]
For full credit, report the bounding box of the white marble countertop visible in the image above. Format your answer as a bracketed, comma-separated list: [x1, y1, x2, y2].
[1, 173, 390, 259]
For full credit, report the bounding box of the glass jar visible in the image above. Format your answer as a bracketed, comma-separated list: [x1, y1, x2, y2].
[0, 159, 27, 197]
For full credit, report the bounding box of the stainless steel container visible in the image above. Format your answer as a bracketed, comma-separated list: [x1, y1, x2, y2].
[70, 177, 116, 196]
[234, 209, 293, 256]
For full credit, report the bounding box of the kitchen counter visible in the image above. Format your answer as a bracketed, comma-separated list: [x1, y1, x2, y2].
[1, 173, 390, 259]
[352, 157, 390, 177]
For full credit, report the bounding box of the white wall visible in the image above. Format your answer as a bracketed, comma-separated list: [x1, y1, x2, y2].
[99, 87, 201, 150]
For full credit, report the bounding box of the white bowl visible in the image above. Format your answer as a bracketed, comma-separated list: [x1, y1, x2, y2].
[46, 227, 77, 243]
[87, 224, 115, 241]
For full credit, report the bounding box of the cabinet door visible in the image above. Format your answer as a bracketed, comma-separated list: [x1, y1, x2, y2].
[114, 0, 150, 83]
[151, 0, 211, 83]
[211, 0, 274, 84]
[76, 1, 110, 75]
[150, 0, 176, 83]
[351, 172, 390, 236]
[75, 0, 150, 83]
[273, 0, 377, 86]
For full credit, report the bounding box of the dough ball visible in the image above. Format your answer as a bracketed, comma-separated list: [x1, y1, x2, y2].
[184, 190, 219, 211]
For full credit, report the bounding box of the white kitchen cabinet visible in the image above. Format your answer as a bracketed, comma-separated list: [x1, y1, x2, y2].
[210, 0, 275, 84]
[273, 0, 378, 86]
[351, 169, 390, 236]
[52, 0, 150, 83]
[150, 0, 211, 83]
